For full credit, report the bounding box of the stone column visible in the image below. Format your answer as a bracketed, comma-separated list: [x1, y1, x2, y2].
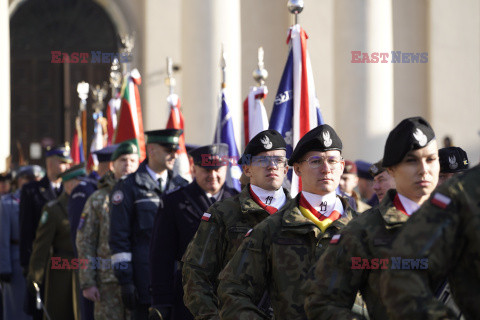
[181, 0, 242, 146]
[1, 0, 10, 172]
[334, 0, 394, 162]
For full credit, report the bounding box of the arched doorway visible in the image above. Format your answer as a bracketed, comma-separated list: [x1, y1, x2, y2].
[10, 0, 118, 165]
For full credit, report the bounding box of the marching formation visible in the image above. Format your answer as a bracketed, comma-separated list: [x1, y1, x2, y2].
[1, 3, 479, 320]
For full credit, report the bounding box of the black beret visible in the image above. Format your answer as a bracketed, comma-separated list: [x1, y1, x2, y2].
[145, 129, 183, 149]
[189, 143, 229, 169]
[238, 130, 286, 165]
[369, 159, 386, 178]
[288, 124, 342, 166]
[93, 145, 119, 162]
[383, 117, 436, 167]
[439, 147, 469, 173]
[0, 172, 12, 182]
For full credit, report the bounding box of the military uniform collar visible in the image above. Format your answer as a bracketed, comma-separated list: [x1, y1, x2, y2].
[282, 194, 355, 231]
[379, 189, 410, 226]
[240, 184, 266, 214]
[135, 161, 162, 190]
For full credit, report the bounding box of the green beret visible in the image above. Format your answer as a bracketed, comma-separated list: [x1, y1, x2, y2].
[58, 163, 86, 182]
[111, 141, 138, 161]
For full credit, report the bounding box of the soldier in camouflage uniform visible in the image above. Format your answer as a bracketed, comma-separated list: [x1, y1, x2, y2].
[76, 142, 138, 320]
[304, 117, 440, 319]
[380, 164, 480, 319]
[182, 130, 290, 319]
[27, 164, 86, 320]
[218, 124, 357, 320]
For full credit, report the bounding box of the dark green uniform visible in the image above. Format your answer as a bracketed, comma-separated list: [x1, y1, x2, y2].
[182, 185, 290, 319]
[380, 165, 480, 319]
[217, 194, 356, 320]
[304, 189, 408, 319]
[27, 192, 80, 320]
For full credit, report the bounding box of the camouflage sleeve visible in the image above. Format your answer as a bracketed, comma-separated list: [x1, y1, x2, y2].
[182, 206, 226, 319]
[217, 226, 270, 320]
[380, 186, 464, 319]
[304, 224, 368, 320]
[27, 204, 58, 285]
[76, 194, 100, 289]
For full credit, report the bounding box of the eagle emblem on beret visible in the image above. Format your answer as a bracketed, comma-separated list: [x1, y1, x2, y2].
[370, 165, 378, 174]
[413, 128, 427, 147]
[448, 155, 458, 170]
[323, 131, 332, 147]
[260, 136, 273, 149]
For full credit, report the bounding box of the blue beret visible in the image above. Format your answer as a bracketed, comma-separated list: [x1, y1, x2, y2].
[93, 145, 119, 162]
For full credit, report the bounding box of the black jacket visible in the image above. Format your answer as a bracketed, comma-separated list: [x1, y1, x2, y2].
[149, 180, 238, 320]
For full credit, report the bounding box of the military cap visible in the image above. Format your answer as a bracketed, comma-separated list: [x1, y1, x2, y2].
[45, 143, 73, 163]
[369, 159, 386, 177]
[355, 160, 373, 180]
[439, 147, 469, 173]
[0, 172, 12, 182]
[288, 124, 342, 166]
[58, 163, 86, 182]
[15, 165, 44, 180]
[185, 143, 200, 153]
[383, 117, 436, 167]
[93, 144, 118, 162]
[343, 160, 357, 174]
[111, 141, 139, 161]
[189, 143, 229, 169]
[238, 130, 287, 165]
[145, 129, 183, 150]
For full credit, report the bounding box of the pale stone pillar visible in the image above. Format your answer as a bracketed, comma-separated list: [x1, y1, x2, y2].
[1, 0, 10, 172]
[334, 0, 394, 162]
[142, 0, 183, 130]
[181, 0, 242, 147]
[428, 0, 480, 163]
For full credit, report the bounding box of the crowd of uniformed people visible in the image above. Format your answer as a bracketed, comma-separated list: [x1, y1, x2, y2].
[0, 116, 478, 320]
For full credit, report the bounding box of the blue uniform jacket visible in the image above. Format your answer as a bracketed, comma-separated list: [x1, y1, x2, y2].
[109, 160, 188, 304]
[19, 176, 60, 269]
[0, 190, 22, 274]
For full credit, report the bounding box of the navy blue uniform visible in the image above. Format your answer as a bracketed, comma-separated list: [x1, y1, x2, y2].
[109, 161, 188, 310]
[68, 177, 97, 320]
[19, 176, 60, 270]
[149, 181, 238, 320]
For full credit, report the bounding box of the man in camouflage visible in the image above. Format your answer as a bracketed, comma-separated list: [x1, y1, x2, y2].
[339, 160, 371, 213]
[380, 164, 480, 319]
[181, 130, 290, 319]
[304, 117, 440, 319]
[27, 164, 86, 320]
[76, 142, 139, 320]
[217, 124, 357, 320]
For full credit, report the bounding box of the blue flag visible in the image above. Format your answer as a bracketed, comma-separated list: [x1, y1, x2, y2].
[214, 92, 242, 191]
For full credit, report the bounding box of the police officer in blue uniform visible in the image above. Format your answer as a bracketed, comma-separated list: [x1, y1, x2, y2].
[19, 144, 71, 319]
[149, 143, 238, 320]
[109, 129, 188, 320]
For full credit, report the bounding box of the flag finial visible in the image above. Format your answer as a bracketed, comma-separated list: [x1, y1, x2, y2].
[220, 43, 226, 88]
[110, 58, 122, 97]
[119, 33, 135, 75]
[165, 57, 176, 95]
[77, 82, 89, 110]
[287, 0, 304, 24]
[253, 47, 268, 86]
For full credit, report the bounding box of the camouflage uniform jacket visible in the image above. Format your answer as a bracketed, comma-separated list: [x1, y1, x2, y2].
[380, 165, 480, 320]
[76, 171, 118, 289]
[217, 193, 356, 320]
[182, 184, 290, 320]
[304, 189, 408, 320]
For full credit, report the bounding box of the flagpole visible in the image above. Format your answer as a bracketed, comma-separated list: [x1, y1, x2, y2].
[165, 57, 176, 96]
[110, 58, 122, 98]
[287, 0, 304, 25]
[77, 82, 89, 161]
